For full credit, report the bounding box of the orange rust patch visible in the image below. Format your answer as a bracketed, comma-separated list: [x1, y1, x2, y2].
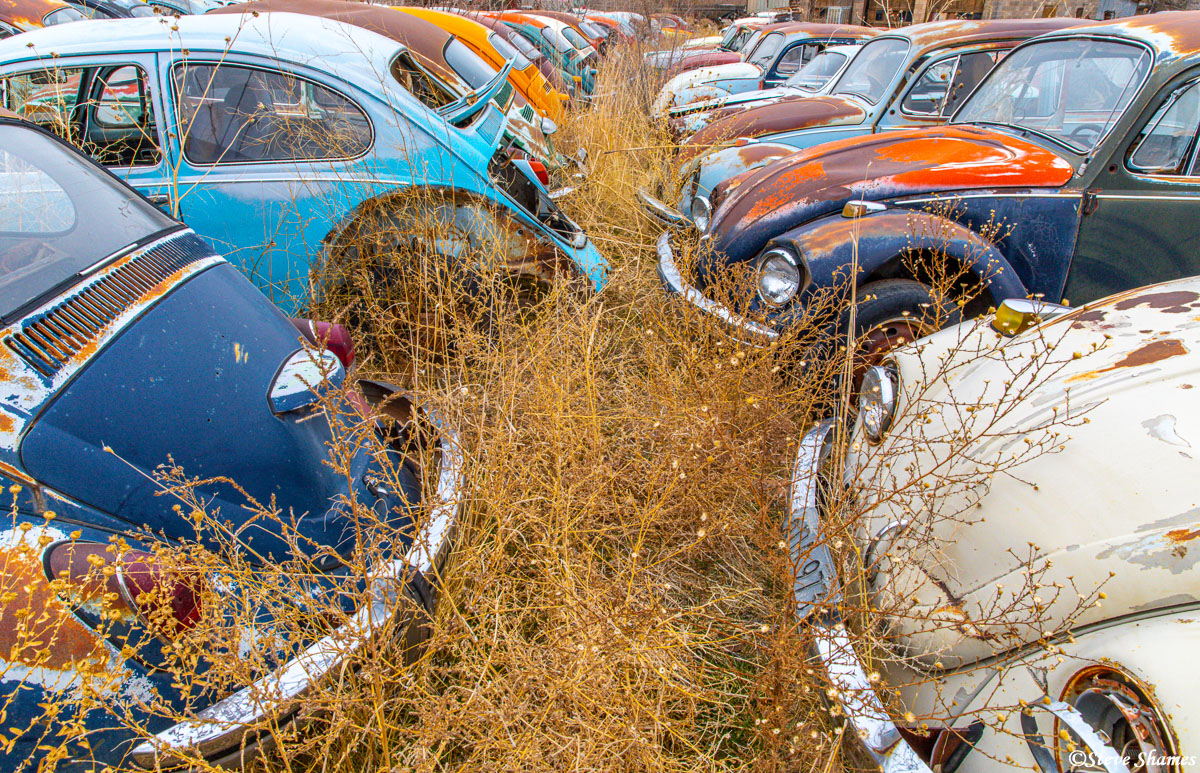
[744, 161, 825, 221]
[1112, 290, 1200, 313]
[0, 545, 105, 670]
[1167, 527, 1200, 543]
[1068, 339, 1188, 383]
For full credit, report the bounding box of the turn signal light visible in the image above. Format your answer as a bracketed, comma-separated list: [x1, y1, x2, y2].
[291, 318, 355, 369]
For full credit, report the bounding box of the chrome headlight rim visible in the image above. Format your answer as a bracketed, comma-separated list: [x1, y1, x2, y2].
[755, 247, 803, 308]
[691, 194, 712, 233]
[859, 362, 899, 444]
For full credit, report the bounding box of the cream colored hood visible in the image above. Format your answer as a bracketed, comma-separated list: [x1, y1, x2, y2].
[854, 281, 1200, 667]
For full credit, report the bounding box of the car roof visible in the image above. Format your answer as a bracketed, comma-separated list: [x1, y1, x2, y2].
[755, 21, 875, 38]
[0, 10, 406, 86]
[868, 17, 1092, 56]
[1, 0, 73, 27]
[212, 0, 460, 89]
[1030, 10, 1200, 60]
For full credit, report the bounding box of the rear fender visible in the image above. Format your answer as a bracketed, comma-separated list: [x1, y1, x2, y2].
[775, 209, 1029, 304]
[322, 188, 573, 284]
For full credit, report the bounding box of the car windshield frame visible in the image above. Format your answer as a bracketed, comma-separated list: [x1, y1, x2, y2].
[0, 121, 178, 322]
[953, 36, 1154, 155]
[43, 5, 85, 24]
[786, 49, 847, 91]
[830, 36, 910, 105]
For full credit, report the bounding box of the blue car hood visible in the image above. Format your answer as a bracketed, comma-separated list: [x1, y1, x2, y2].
[20, 260, 409, 563]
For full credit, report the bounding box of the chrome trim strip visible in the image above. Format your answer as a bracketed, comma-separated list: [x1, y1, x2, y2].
[655, 232, 779, 342]
[129, 416, 464, 767]
[637, 188, 690, 228]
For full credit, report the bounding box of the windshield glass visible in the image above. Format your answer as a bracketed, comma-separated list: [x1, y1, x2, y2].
[831, 37, 909, 104]
[579, 20, 602, 37]
[43, 5, 84, 24]
[544, 25, 573, 54]
[955, 38, 1152, 153]
[561, 25, 588, 50]
[443, 38, 497, 90]
[747, 31, 783, 69]
[504, 28, 542, 60]
[786, 49, 847, 91]
[720, 23, 739, 48]
[488, 32, 531, 70]
[0, 124, 174, 319]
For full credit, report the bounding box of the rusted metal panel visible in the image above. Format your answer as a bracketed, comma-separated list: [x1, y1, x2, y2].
[0, 0, 71, 30]
[682, 95, 866, 162]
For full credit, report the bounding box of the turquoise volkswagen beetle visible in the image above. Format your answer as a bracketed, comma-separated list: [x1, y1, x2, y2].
[0, 12, 607, 313]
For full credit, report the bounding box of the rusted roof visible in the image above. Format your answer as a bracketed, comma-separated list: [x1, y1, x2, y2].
[887, 17, 1092, 56]
[754, 21, 876, 39]
[1036, 10, 1200, 58]
[0, 0, 70, 30]
[213, 0, 460, 88]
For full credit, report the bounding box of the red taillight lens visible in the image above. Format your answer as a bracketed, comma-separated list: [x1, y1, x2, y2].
[529, 159, 550, 186]
[44, 542, 203, 638]
[290, 318, 355, 369]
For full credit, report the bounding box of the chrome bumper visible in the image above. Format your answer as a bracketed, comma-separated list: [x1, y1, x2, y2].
[655, 231, 778, 343]
[637, 188, 691, 228]
[130, 416, 465, 769]
[790, 421, 933, 773]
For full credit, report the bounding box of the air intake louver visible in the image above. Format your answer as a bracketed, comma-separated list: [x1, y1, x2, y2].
[5, 233, 214, 377]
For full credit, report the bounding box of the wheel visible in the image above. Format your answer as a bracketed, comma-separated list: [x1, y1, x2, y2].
[840, 278, 962, 389]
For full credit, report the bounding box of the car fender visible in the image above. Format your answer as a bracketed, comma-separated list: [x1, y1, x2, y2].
[774, 209, 1028, 304]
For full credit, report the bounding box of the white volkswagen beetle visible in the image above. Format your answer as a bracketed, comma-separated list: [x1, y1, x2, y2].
[790, 278, 1200, 773]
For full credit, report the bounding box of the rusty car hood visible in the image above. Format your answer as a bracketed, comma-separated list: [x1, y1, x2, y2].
[668, 49, 740, 76]
[709, 124, 1075, 264]
[681, 95, 866, 162]
[858, 278, 1200, 667]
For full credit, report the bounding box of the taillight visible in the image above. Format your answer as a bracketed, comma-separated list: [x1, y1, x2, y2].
[529, 159, 550, 186]
[44, 541, 203, 638]
[290, 318, 355, 369]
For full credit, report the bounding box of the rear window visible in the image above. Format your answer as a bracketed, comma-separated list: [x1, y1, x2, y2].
[0, 123, 174, 319]
[443, 38, 497, 90]
[561, 25, 588, 50]
[488, 32, 531, 71]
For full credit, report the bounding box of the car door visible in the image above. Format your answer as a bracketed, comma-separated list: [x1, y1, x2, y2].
[158, 57, 375, 312]
[0, 54, 178, 213]
[876, 50, 998, 132]
[1068, 74, 1200, 306]
[762, 41, 819, 89]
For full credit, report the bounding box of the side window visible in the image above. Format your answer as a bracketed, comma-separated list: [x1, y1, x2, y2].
[901, 57, 957, 116]
[775, 43, 817, 77]
[941, 52, 997, 116]
[0, 64, 160, 166]
[86, 65, 161, 167]
[0, 22, 17, 39]
[1128, 80, 1200, 176]
[173, 63, 372, 165]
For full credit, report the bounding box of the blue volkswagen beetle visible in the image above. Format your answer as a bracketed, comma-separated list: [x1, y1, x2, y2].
[0, 112, 465, 771]
[0, 12, 606, 314]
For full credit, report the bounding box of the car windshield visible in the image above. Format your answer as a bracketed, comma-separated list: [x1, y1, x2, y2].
[561, 25, 588, 50]
[579, 20, 602, 37]
[43, 5, 84, 24]
[955, 38, 1152, 154]
[488, 32, 530, 70]
[503, 27, 542, 61]
[0, 124, 175, 320]
[544, 25, 573, 54]
[831, 36, 909, 104]
[786, 49, 847, 91]
[746, 31, 783, 69]
[443, 38, 497, 90]
[114, 0, 156, 16]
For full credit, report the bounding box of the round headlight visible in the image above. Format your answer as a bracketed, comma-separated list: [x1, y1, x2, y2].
[691, 195, 712, 233]
[859, 363, 899, 443]
[756, 249, 801, 307]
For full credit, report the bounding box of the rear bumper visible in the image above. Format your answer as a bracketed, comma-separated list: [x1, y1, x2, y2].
[789, 421, 933, 773]
[655, 231, 778, 343]
[129, 407, 465, 770]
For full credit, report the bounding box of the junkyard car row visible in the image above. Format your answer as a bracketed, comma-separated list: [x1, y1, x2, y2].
[1, 2, 1198, 771]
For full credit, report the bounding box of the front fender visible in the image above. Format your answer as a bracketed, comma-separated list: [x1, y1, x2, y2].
[693, 142, 799, 215]
[777, 209, 1029, 303]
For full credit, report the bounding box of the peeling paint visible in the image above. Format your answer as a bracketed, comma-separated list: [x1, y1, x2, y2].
[1143, 414, 1191, 448]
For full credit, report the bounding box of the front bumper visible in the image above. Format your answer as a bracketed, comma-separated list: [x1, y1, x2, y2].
[637, 188, 690, 228]
[129, 410, 465, 770]
[655, 231, 778, 343]
[790, 421, 933, 773]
